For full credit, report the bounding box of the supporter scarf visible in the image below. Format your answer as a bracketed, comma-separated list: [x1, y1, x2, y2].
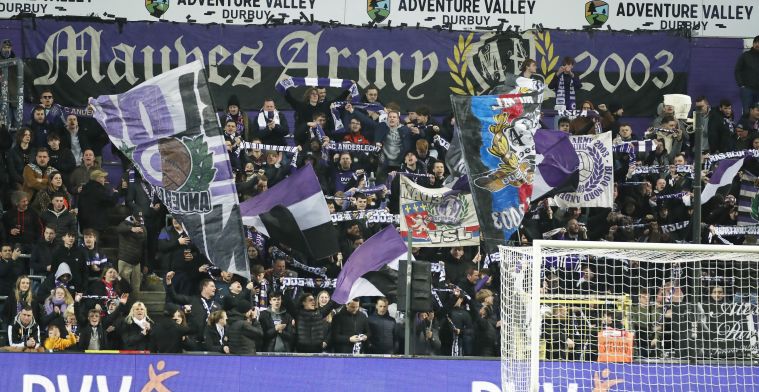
[81, 295, 111, 300]
[256, 110, 281, 130]
[656, 192, 690, 201]
[330, 209, 399, 224]
[660, 220, 690, 234]
[542, 227, 565, 239]
[276, 77, 358, 99]
[270, 246, 328, 277]
[344, 184, 388, 196]
[710, 225, 759, 237]
[275, 76, 352, 133]
[280, 277, 336, 289]
[353, 341, 363, 355]
[430, 261, 446, 282]
[312, 124, 327, 143]
[85, 251, 108, 267]
[102, 279, 116, 299]
[326, 142, 381, 153]
[330, 101, 386, 132]
[555, 73, 576, 109]
[613, 140, 656, 164]
[449, 317, 461, 357]
[239, 142, 299, 153]
[225, 112, 246, 136]
[44, 298, 69, 316]
[705, 149, 759, 169]
[433, 134, 450, 151]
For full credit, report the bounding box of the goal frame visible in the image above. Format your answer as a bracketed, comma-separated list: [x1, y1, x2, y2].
[507, 239, 759, 392]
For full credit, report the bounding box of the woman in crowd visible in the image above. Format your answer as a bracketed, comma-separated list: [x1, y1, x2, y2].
[3, 275, 36, 323]
[7, 126, 34, 188]
[40, 286, 74, 327]
[204, 309, 229, 354]
[87, 266, 132, 312]
[119, 301, 153, 351]
[31, 171, 73, 214]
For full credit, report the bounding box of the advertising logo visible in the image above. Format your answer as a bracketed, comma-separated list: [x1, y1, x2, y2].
[367, 0, 390, 23]
[145, 0, 170, 18]
[585, 0, 609, 28]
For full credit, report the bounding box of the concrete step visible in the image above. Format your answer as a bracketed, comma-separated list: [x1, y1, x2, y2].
[133, 290, 166, 316]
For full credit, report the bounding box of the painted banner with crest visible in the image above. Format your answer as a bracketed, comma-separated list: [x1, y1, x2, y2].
[451, 77, 544, 244]
[89, 61, 250, 279]
[399, 175, 480, 247]
[554, 131, 614, 208]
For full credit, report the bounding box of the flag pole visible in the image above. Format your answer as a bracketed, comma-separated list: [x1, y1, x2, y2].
[403, 174, 414, 356]
[692, 111, 703, 244]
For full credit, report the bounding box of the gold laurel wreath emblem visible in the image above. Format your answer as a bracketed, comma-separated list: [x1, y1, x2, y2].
[534, 31, 559, 86]
[448, 33, 476, 95]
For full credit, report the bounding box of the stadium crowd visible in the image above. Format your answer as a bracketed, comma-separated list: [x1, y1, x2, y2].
[0, 35, 758, 360]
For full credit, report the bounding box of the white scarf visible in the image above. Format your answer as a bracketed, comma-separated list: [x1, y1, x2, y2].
[133, 316, 149, 331]
[257, 110, 280, 130]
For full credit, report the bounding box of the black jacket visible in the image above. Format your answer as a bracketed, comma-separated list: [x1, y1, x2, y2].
[203, 324, 228, 353]
[151, 318, 194, 354]
[117, 317, 154, 351]
[77, 180, 118, 232]
[0, 257, 24, 297]
[259, 307, 295, 352]
[367, 311, 397, 354]
[735, 48, 759, 90]
[75, 302, 124, 351]
[284, 295, 335, 353]
[331, 307, 370, 354]
[227, 312, 264, 355]
[166, 284, 220, 344]
[50, 244, 88, 293]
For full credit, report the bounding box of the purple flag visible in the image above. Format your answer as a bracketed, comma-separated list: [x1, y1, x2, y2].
[532, 130, 580, 201]
[702, 158, 744, 204]
[332, 225, 408, 304]
[240, 165, 338, 260]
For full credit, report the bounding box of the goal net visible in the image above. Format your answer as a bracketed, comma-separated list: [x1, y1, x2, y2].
[500, 240, 759, 392]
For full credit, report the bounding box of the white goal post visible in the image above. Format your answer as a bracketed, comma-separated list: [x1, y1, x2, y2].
[500, 240, 759, 392]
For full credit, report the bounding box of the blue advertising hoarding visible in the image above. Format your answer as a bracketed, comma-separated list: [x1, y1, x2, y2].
[3, 353, 759, 392]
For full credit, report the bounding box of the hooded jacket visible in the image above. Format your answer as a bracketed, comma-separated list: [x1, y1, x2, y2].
[8, 312, 41, 348]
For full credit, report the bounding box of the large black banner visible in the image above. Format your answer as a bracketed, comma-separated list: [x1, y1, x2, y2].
[23, 19, 690, 116]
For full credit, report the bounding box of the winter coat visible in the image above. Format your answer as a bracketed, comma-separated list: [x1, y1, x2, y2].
[331, 307, 370, 354]
[77, 180, 118, 232]
[735, 48, 759, 90]
[7, 312, 41, 349]
[40, 207, 78, 239]
[259, 307, 295, 352]
[227, 312, 264, 355]
[367, 311, 397, 354]
[50, 245, 87, 293]
[2, 207, 42, 247]
[117, 318, 154, 351]
[116, 217, 146, 266]
[22, 163, 55, 200]
[203, 324, 228, 353]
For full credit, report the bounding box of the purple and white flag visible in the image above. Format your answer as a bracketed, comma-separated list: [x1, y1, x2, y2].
[240, 164, 339, 260]
[89, 61, 250, 279]
[332, 225, 409, 304]
[702, 158, 744, 204]
[532, 130, 580, 201]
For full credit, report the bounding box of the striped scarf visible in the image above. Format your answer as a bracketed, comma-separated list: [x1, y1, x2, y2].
[613, 140, 656, 164]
